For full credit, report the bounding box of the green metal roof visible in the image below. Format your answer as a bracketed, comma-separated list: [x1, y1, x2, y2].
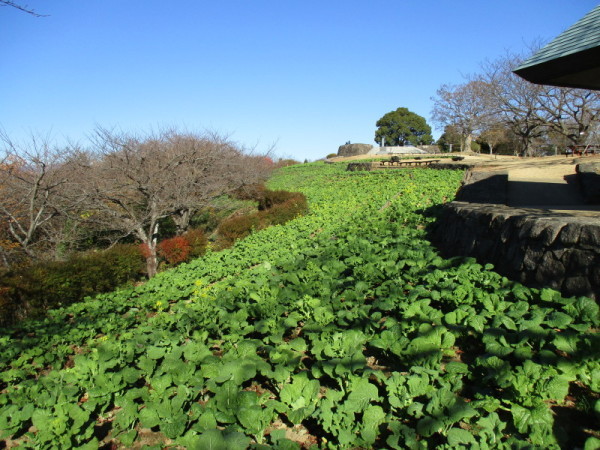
[514, 5, 600, 90]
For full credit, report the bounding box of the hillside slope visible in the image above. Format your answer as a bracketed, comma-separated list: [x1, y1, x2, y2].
[0, 163, 598, 449]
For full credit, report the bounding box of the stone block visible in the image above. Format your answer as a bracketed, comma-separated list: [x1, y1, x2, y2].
[577, 162, 600, 204]
[559, 223, 582, 245]
[338, 143, 373, 157]
[563, 276, 592, 297]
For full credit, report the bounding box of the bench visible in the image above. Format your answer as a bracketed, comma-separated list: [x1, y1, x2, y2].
[379, 159, 440, 167]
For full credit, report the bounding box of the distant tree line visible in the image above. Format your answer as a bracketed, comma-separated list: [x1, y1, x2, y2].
[430, 49, 600, 155]
[0, 128, 276, 277]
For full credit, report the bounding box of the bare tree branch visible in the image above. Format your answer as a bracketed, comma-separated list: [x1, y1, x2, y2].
[0, 0, 48, 17]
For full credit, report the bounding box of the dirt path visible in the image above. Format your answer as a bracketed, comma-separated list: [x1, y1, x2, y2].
[507, 163, 585, 209]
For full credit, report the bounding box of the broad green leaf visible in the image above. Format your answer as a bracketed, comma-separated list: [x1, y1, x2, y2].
[147, 346, 167, 360]
[118, 430, 137, 447]
[468, 315, 486, 333]
[553, 334, 578, 354]
[345, 378, 379, 412]
[416, 416, 443, 437]
[139, 404, 160, 428]
[511, 403, 553, 434]
[545, 312, 573, 329]
[162, 417, 187, 440]
[541, 376, 570, 401]
[585, 436, 600, 450]
[192, 429, 228, 449]
[446, 428, 476, 446]
[183, 342, 213, 363]
[361, 404, 386, 444]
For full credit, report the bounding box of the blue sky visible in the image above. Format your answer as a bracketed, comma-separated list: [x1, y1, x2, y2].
[1, 1, 597, 160]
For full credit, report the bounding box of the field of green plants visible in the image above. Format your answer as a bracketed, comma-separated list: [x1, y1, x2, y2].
[1, 162, 598, 449]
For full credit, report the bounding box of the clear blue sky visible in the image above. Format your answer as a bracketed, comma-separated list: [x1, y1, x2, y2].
[1, 1, 597, 160]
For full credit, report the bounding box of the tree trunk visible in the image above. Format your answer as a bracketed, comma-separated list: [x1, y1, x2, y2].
[145, 243, 158, 278]
[139, 223, 159, 278]
[462, 134, 472, 153]
[172, 209, 192, 235]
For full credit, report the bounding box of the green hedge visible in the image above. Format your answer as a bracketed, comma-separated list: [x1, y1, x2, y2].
[0, 244, 145, 325]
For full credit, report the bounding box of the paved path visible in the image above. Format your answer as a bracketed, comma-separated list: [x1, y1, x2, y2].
[507, 162, 600, 214]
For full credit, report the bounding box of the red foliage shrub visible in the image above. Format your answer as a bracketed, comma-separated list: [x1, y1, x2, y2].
[139, 243, 152, 259]
[157, 236, 191, 266]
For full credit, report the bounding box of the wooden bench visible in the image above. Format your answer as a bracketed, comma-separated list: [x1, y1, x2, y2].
[379, 159, 440, 167]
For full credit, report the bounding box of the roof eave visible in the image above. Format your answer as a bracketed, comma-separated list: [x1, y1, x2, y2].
[513, 45, 600, 90]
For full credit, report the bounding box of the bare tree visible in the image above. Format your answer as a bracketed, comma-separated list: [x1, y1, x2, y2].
[0, 133, 74, 263]
[479, 122, 511, 155]
[541, 87, 600, 146]
[0, 0, 47, 16]
[78, 128, 272, 277]
[480, 52, 550, 156]
[431, 80, 493, 152]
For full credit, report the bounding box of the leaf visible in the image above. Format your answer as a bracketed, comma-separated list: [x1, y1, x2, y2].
[119, 430, 137, 447]
[139, 405, 160, 429]
[553, 334, 578, 354]
[511, 403, 553, 434]
[545, 312, 573, 329]
[162, 418, 187, 440]
[361, 405, 386, 444]
[150, 374, 173, 395]
[137, 355, 156, 375]
[499, 315, 517, 331]
[468, 315, 486, 333]
[406, 374, 431, 397]
[31, 409, 53, 433]
[67, 404, 89, 431]
[541, 376, 570, 401]
[237, 405, 273, 437]
[215, 359, 257, 385]
[585, 436, 600, 450]
[183, 342, 213, 363]
[565, 297, 600, 326]
[444, 361, 468, 374]
[416, 416, 444, 437]
[540, 288, 558, 302]
[121, 367, 141, 384]
[147, 346, 166, 360]
[345, 378, 379, 412]
[446, 428, 476, 446]
[193, 429, 228, 449]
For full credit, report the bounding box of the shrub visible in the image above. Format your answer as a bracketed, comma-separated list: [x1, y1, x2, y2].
[0, 244, 145, 325]
[326, 153, 338, 159]
[216, 214, 261, 248]
[258, 189, 299, 210]
[274, 159, 300, 168]
[157, 236, 191, 266]
[182, 228, 208, 259]
[260, 195, 309, 226]
[233, 183, 266, 202]
[104, 244, 147, 280]
[214, 189, 308, 249]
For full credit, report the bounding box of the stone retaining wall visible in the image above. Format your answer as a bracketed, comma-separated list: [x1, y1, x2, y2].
[430, 202, 600, 300]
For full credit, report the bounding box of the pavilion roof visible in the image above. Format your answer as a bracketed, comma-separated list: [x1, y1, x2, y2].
[513, 5, 600, 90]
